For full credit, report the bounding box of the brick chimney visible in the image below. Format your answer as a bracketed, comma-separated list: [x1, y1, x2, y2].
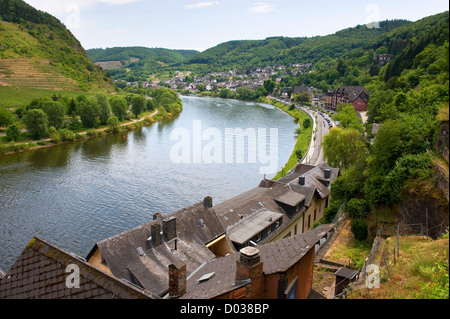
[163, 216, 177, 241]
[235, 247, 264, 299]
[169, 260, 186, 298]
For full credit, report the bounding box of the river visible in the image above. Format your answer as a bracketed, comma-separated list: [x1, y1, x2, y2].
[0, 96, 298, 272]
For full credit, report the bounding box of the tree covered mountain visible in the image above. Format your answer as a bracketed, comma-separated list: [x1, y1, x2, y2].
[86, 46, 199, 82]
[0, 0, 113, 92]
[87, 47, 198, 64]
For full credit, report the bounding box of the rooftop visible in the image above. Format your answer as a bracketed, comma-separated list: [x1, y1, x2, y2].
[182, 224, 334, 299]
[87, 199, 225, 296]
[0, 237, 158, 299]
[228, 210, 283, 245]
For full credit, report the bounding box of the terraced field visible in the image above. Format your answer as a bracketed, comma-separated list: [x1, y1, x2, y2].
[0, 58, 80, 91]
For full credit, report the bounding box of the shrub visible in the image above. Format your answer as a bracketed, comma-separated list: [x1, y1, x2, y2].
[49, 126, 60, 143]
[5, 124, 21, 142]
[351, 219, 368, 241]
[107, 116, 120, 133]
[303, 117, 311, 129]
[347, 198, 370, 219]
[295, 148, 303, 160]
[0, 107, 15, 126]
[58, 129, 75, 141]
[86, 129, 97, 137]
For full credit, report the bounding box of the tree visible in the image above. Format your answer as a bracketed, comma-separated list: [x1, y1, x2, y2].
[351, 219, 368, 241]
[96, 93, 112, 125]
[107, 116, 120, 133]
[347, 198, 370, 219]
[78, 97, 100, 128]
[23, 109, 49, 139]
[0, 107, 15, 127]
[5, 124, 21, 142]
[303, 117, 311, 129]
[322, 127, 367, 170]
[110, 96, 128, 121]
[263, 80, 276, 94]
[131, 95, 146, 118]
[41, 101, 66, 129]
[333, 104, 363, 132]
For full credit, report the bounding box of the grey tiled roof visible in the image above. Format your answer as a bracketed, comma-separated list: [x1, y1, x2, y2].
[87, 200, 225, 296]
[183, 224, 334, 299]
[0, 237, 158, 299]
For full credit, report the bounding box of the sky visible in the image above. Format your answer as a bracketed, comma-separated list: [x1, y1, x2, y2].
[23, 0, 449, 52]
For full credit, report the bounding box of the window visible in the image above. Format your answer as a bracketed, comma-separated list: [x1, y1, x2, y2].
[314, 209, 317, 221]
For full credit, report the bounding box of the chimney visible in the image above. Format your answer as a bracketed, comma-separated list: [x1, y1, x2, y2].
[168, 260, 186, 298]
[324, 169, 331, 179]
[151, 223, 162, 247]
[235, 247, 264, 298]
[299, 176, 306, 186]
[163, 216, 177, 241]
[203, 196, 213, 209]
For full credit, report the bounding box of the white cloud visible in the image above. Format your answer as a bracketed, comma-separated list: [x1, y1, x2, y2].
[184, 1, 219, 10]
[248, 2, 276, 13]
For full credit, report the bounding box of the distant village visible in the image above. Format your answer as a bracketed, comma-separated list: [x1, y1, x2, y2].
[122, 61, 371, 113]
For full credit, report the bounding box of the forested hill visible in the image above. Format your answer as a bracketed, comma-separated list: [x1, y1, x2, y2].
[85, 47, 199, 81]
[0, 0, 113, 91]
[177, 19, 412, 74]
[87, 47, 199, 64]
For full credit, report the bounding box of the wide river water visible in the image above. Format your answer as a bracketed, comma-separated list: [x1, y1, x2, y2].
[0, 96, 298, 272]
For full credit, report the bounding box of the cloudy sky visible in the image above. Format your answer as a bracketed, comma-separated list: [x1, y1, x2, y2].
[23, 0, 449, 52]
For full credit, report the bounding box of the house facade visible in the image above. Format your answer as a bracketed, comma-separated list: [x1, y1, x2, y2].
[328, 86, 370, 112]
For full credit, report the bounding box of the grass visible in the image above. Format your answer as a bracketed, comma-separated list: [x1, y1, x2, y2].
[348, 235, 449, 299]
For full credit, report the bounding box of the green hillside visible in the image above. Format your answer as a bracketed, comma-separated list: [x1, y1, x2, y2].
[86, 46, 199, 81]
[0, 0, 114, 103]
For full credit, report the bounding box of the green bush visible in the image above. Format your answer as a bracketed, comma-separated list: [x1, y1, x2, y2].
[49, 126, 60, 143]
[58, 129, 75, 141]
[347, 198, 370, 219]
[5, 124, 21, 142]
[351, 219, 368, 241]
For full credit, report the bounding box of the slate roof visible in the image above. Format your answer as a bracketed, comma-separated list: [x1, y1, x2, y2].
[0, 237, 158, 299]
[278, 163, 340, 200]
[183, 224, 334, 299]
[335, 86, 370, 103]
[213, 183, 305, 246]
[213, 163, 339, 249]
[334, 267, 359, 280]
[86, 200, 226, 296]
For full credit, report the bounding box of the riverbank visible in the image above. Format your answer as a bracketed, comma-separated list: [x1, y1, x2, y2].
[0, 109, 164, 157]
